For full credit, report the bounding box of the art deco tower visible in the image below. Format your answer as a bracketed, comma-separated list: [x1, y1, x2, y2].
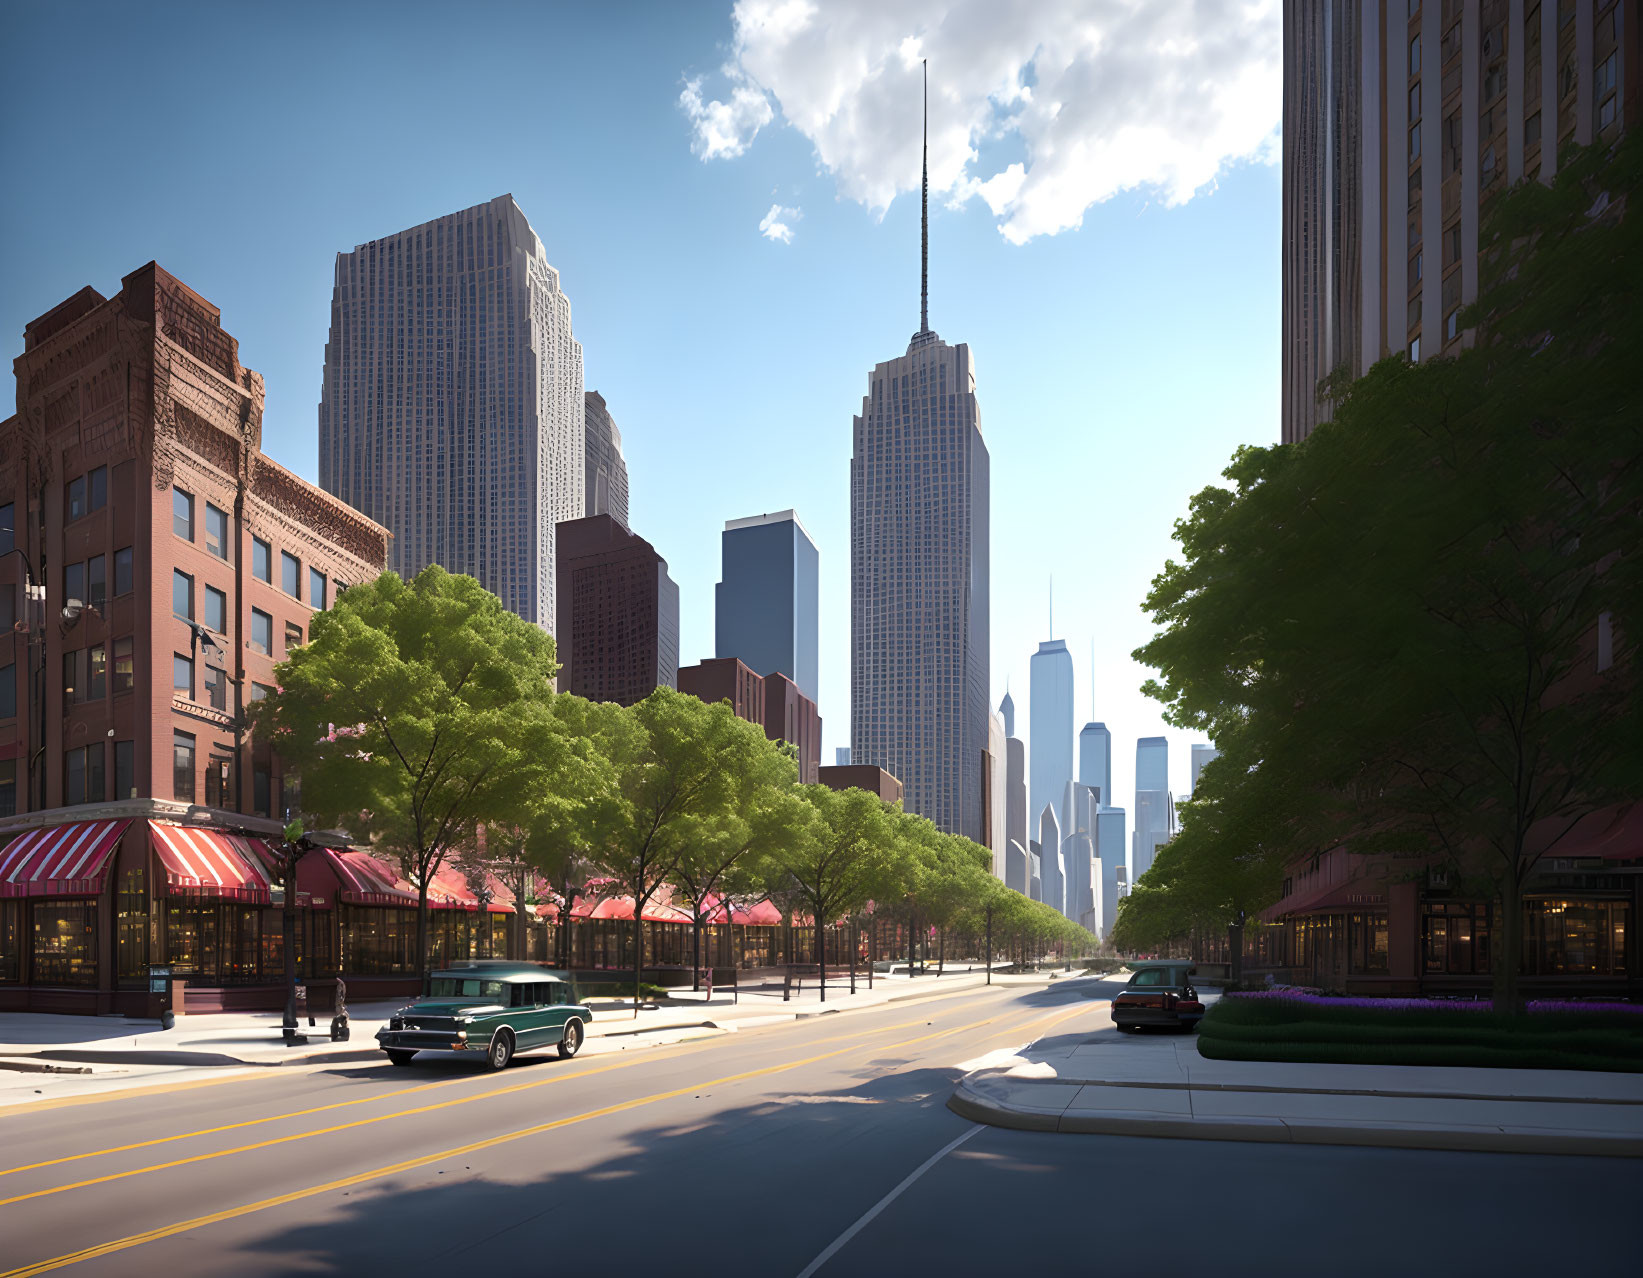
[850, 64, 991, 841]
[318, 195, 585, 629]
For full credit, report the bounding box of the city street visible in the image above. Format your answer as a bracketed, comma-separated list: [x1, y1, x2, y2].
[2, 976, 1634, 1278]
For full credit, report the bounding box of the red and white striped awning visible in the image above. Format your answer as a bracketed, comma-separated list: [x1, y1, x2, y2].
[148, 824, 276, 903]
[0, 820, 131, 898]
[324, 848, 420, 907]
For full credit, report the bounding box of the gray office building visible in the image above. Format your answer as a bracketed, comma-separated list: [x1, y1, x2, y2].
[849, 99, 990, 842]
[716, 510, 819, 702]
[584, 391, 629, 530]
[1079, 721, 1112, 809]
[319, 194, 584, 629]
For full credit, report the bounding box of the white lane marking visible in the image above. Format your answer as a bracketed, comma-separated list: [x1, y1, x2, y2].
[793, 1124, 982, 1278]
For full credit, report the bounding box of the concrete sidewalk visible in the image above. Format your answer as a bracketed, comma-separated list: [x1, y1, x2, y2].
[947, 1006, 1643, 1158]
[0, 965, 1049, 1103]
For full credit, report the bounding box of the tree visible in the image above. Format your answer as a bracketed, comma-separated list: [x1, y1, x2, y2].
[257, 567, 571, 981]
[1134, 138, 1641, 1011]
[667, 713, 800, 990]
[570, 689, 753, 1015]
[771, 785, 895, 1001]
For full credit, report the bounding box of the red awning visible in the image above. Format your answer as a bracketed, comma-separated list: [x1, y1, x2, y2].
[149, 823, 276, 903]
[1548, 803, 1643, 862]
[0, 820, 131, 898]
[697, 892, 784, 925]
[324, 849, 420, 907]
[573, 893, 693, 924]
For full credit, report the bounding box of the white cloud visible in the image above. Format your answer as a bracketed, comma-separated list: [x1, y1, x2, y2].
[759, 203, 802, 243]
[682, 0, 1281, 243]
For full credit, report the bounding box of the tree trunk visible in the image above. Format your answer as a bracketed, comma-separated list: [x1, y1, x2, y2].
[816, 915, 826, 1003]
[416, 876, 430, 990]
[938, 926, 945, 974]
[633, 907, 644, 1019]
[692, 912, 703, 993]
[1229, 915, 1245, 989]
[985, 908, 993, 986]
[1492, 869, 1526, 1015]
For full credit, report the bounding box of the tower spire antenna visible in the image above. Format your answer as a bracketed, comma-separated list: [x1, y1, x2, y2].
[1049, 574, 1054, 638]
[920, 58, 929, 335]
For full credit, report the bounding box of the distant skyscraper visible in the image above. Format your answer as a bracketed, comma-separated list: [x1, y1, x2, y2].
[986, 709, 1008, 879]
[1030, 639, 1074, 834]
[717, 510, 819, 702]
[1096, 807, 1127, 937]
[1079, 722, 1112, 808]
[556, 514, 678, 705]
[1038, 803, 1064, 916]
[999, 689, 1015, 738]
[1005, 736, 1027, 866]
[836, 747, 851, 767]
[850, 71, 990, 842]
[583, 391, 629, 530]
[1133, 736, 1173, 883]
[1062, 780, 1098, 933]
[319, 194, 584, 629]
[1191, 743, 1220, 794]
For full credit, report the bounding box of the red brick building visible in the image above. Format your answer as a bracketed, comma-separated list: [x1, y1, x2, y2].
[677, 656, 821, 783]
[0, 264, 399, 1012]
[818, 764, 903, 807]
[555, 514, 679, 706]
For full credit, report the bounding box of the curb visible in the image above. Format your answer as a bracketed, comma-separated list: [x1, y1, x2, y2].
[0, 1058, 95, 1075]
[946, 1077, 1643, 1158]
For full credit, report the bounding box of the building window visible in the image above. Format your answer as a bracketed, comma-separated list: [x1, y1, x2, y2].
[66, 744, 106, 805]
[65, 561, 85, 610]
[63, 650, 79, 703]
[251, 609, 273, 656]
[87, 644, 106, 700]
[174, 731, 196, 802]
[1408, 166, 1421, 204]
[205, 757, 233, 809]
[115, 740, 135, 800]
[31, 901, 98, 986]
[284, 621, 304, 655]
[0, 760, 15, 817]
[1447, 223, 1462, 265]
[173, 570, 194, 621]
[308, 567, 326, 610]
[66, 474, 87, 522]
[251, 682, 275, 702]
[254, 765, 271, 818]
[87, 555, 106, 610]
[1409, 34, 1420, 75]
[0, 502, 12, 554]
[1409, 335, 1421, 363]
[204, 664, 227, 711]
[204, 585, 227, 634]
[1410, 251, 1423, 286]
[1446, 310, 1460, 340]
[117, 867, 148, 981]
[112, 637, 135, 694]
[253, 538, 271, 583]
[205, 504, 230, 560]
[173, 487, 194, 541]
[1409, 81, 1421, 123]
[0, 662, 14, 719]
[174, 654, 194, 700]
[1409, 123, 1421, 161]
[281, 551, 301, 599]
[88, 466, 107, 512]
[115, 547, 134, 597]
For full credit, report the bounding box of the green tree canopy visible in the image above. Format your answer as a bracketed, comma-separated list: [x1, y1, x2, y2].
[257, 566, 572, 978]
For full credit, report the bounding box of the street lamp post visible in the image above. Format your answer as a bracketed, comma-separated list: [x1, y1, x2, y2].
[865, 900, 875, 990]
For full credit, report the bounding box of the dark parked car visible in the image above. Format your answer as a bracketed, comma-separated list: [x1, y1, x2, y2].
[1111, 961, 1205, 1032]
[376, 961, 593, 1069]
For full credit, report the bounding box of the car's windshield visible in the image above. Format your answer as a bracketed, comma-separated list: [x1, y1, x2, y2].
[1130, 968, 1173, 987]
[427, 978, 507, 1001]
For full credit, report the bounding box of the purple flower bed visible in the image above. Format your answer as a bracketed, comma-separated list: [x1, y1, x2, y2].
[1225, 990, 1642, 1015]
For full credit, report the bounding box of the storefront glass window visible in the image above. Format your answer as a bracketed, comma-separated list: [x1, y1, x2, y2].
[1523, 898, 1629, 976]
[117, 867, 149, 981]
[32, 901, 98, 986]
[0, 901, 20, 981]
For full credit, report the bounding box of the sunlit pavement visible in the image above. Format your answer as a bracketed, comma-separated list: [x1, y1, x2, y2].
[0, 976, 1633, 1278]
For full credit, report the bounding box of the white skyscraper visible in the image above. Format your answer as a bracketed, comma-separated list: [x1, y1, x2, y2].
[583, 391, 629, 530]
[319, 194, 584, 629]
[1133, 735, 1173, 883]
[1097, 806, 1127, 936]
[987, 709, 1008, 879]
[1030, 639, 1075, 835]
[1191, 743, 1220, 794]
[1062, 779, 1098, 933]
[1037, 803, 1063, 916]
[850, 76, 990, 841]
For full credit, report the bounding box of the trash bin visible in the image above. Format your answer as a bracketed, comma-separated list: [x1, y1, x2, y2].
[149, 965, 176, 1030]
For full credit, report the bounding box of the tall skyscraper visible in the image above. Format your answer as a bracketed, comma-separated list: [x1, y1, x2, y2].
[1062, 779, 1099, 933]
[319, 194, 584, 627]
[850, 67, 990, 842]
[1133, 736, 1173, 882]
[583, 391, 629, 530]
[1079, 721, 1112, 809]
[1282, 3, 1634, 444]
[716, 510, 819, 702]
[1038, 803, 1063, 917]
[1030, 639, 1074, 834]
[986, 708, 1008, 879]
[555, 514, 678, 706]
[1191, 743, 1221, 793]
[999, 688, 1015, 737]
[1095, 806, 1128, 937]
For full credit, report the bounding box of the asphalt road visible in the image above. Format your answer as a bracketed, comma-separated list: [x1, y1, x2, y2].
[1, 976, 1635, 1278]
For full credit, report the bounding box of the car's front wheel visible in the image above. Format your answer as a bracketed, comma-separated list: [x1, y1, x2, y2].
[558, 1018, 584, 1059]
[486, 1030, 515, 1071]
[386, 1049, 416, 1067]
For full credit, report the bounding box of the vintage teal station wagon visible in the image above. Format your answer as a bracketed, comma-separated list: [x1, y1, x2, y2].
[376, 960, 594, 1070]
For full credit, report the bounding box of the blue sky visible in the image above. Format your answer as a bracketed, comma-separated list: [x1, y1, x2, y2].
[0, 1, 1281, 814]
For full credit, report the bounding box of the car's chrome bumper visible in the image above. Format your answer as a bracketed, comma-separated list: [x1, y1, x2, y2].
[377, 1029, 470, 1051]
